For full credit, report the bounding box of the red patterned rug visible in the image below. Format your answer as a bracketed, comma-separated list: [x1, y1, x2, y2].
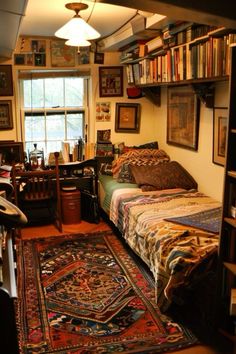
[16, 231, 198, 353]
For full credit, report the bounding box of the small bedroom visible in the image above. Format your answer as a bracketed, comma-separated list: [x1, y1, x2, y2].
[0, 1, 235, 353]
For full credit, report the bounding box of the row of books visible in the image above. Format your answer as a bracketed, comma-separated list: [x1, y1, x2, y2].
[126, 34, 236, 85]
[120, 22, 221, 64]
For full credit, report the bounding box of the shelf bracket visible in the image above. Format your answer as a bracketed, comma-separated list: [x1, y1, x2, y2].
[141, 86, 161, 106]
[192, 83, 215, 108]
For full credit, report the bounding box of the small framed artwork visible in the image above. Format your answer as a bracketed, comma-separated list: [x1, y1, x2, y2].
[99, 66, 123, 97]
[78, 47, 90, 65]
[96, 102, 111, 122]
[0, 100, 13, 130]
[167, 85, 200, 150]
[94, 52, 104, 64]
[14, 54, 26, 66]
[31, 39, 46, 53]
[51, 40, 76, 67]
[213, 107, 228, 166]
[115, 103, 141, 133]
[0, 141, 24, 164]
[0, 65, 13, 96]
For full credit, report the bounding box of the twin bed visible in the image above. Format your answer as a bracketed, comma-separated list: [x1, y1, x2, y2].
[98, 147, 221, 311]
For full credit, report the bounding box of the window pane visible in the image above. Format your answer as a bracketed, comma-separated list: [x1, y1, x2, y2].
[46, 113, 65, 140]
[45, 78, 64, 108]
[65, 78, 84, 106]
[67, 112, 83, 139]
[46, 141, 62, 154]
[23, 79, 44, 108]
[25, 114, 45, 141]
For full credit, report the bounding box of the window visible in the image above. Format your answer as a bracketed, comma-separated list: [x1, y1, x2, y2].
[21, 76, 87, 158]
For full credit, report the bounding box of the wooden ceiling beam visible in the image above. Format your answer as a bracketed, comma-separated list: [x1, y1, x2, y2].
[97, 0, 236, 29]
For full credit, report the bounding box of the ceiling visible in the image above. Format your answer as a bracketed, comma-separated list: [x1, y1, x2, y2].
[20, 0, 142, 39]
[0, 0, 156, 58]
[1, 0, 236, 59]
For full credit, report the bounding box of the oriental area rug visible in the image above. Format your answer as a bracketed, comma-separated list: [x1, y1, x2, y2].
[16, 231, 198, 353]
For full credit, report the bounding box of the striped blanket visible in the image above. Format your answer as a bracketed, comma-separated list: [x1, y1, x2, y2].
[109, 188, 221, 311]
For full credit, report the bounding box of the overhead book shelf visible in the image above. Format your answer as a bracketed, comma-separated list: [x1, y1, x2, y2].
[121, 22, 236, 87]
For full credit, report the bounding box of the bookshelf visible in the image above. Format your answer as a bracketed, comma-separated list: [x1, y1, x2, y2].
[121, 23, 236, 107]
[218, 44, 236, 351]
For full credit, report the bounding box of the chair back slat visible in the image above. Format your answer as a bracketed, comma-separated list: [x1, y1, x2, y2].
[11, 152, 62, 232]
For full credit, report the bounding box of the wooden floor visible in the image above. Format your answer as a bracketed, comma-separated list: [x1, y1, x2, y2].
[20, 220, 232, 354]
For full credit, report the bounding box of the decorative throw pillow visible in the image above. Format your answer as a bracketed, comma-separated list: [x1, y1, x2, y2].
[130, 161, 198, 191]
[112, 149, 170, 178]
[136, 141, 159, 149]
[117, 163, 135, 183]
[122, 141, 159, 154]
[99, 163, 113, 176]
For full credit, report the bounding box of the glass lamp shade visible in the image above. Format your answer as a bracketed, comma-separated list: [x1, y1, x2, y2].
[65, 38, 91, 46]
[55, 16, 100, 40]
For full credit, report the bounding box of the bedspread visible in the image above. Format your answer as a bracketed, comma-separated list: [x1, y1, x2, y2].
[109, 188, 221, 311]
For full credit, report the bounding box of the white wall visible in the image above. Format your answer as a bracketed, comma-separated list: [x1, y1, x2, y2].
[152, 82, 229, 202]
[91, 52, 159, 146]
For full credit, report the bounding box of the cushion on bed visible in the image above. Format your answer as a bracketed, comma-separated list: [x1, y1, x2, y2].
[99, 163, 113, 175]
[130, 161, 198, 191]
[112, 149, 170, 179]
[121, 141, 159, 154]
[117, 157, 169, 183]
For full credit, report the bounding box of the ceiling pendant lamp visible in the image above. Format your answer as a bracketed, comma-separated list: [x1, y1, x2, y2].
[55, 3, 100, 41]
[65, 38, 91, 47]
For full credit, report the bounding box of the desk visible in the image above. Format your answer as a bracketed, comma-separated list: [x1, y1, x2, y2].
[57, 158, 98, 196]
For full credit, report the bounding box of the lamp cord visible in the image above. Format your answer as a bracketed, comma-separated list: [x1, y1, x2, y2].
[85, 0, 139, 41]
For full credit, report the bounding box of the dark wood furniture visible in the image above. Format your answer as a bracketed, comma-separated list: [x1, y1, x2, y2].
[58, 158, 99, 196]
[11, 152, 62, 232]
[58, 158, 100, 224]
[218, 44, 236, 352]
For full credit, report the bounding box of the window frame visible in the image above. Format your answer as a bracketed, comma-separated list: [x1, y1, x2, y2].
[20, 74, 89, 158]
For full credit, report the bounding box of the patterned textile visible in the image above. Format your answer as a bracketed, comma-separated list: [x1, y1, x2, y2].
[109, 189, 221, 311]
[165, 207, 222, 234]
[16, 231, 198, 353]
[130, 161, 198, 191]
[112, 149, 170, 178]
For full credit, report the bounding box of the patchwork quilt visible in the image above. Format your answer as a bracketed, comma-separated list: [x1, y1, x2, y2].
[109, 188, 221, 311]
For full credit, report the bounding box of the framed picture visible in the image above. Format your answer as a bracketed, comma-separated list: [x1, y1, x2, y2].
[14, 54, 26, 66]
[51, 40, 76, 67]
[99, 66, 123, 97]
[0, 65, 13, 96]
[115, 103, 141, 133]
[213, 107, 228, 166]
[94, 52, 104, 64]
[96, 102, 111, 122]
[0, 100, 13, 130]
[167, 85, 200, 150]
[0, 141, 24, 164]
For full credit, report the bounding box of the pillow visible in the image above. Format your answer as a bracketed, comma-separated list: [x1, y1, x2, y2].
[99, 163, 113, 176]
[117, 156, 170, 183]
[122, 141, 159, 154]
[117, 163, 135, 183]
[112, 149, 170, 178]
[130, 161, 198, 191]
[136, 141, 159, 149]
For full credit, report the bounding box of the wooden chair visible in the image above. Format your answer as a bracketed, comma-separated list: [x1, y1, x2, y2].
[11, 152, 62, 232]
